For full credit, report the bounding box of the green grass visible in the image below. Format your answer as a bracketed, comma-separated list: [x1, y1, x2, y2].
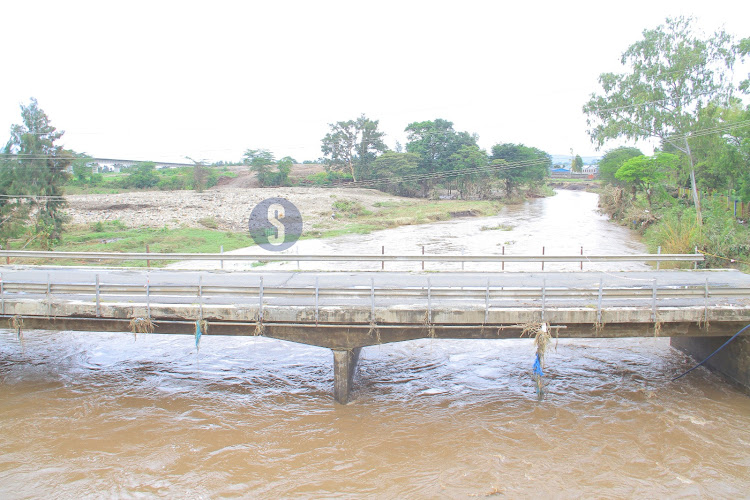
[9, 220, 257, 267]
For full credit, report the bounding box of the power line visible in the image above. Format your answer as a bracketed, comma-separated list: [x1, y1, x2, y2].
[585, 89, 729, 114]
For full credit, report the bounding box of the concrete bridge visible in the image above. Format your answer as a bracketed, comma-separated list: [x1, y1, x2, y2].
[1, 251, 749, 403]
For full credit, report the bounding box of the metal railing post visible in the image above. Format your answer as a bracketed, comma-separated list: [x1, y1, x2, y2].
[657, 246, 661, 271]
[95, 274, 100, 317]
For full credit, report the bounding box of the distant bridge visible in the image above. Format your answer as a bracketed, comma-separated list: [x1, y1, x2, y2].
[1, 250, 748, 403]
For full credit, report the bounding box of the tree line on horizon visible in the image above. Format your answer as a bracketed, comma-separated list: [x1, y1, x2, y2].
[247, 115, 552, 199]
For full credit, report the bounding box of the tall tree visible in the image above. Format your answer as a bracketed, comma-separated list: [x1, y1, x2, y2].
[739, 37, 750, 94]
[572, 154, 583, 173]
[320, 114, 386, 182]
[1, 98, 70, 248]
[583, 16, 737, 223]
[404, 119, 478, 196]
[490, 143, 551, 196]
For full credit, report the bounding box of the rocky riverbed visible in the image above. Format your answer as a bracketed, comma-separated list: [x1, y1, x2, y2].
[65, 187, 407, 232]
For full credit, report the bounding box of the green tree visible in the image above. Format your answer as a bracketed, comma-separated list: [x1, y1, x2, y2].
[598, 146, 644, 185]
[685, 101, 750, 197]
[369, 151, 420, 196]
[450, 145, 489, 199]
[1, 98, 71, 247]
[583, 16, 738, 222]
[275, 156, 294, 186]
[615, 152, 678, 206]
[739, 37, 750, 93]
[243, 148, 276, 186]
[572, 154, 583, 173]
[490, 143, 551, 196]
[321, 114, 386, 182]
[404, 119, 478, 196]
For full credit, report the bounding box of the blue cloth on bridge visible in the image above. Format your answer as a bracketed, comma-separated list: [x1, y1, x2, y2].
[195, 320, 202, 349]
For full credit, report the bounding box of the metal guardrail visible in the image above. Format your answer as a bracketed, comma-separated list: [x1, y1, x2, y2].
[0, 279, 743, 303]
[0, 250, 704, 263]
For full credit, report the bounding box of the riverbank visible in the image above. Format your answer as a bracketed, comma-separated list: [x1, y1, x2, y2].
[7, 188, 505, 266]
[598, 185, 750, 271]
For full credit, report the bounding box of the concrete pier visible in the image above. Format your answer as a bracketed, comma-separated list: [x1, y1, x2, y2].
[671, 335, 750, 388]
[332, 348, 361, 404]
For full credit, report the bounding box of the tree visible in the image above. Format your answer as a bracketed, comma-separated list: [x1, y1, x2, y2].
[1, 98, 71, 248]
[405, 119, 478, 196]
[490, 143, 551, 196]
[275, 156, 294, 186]
[572, 154, 583, 173]
[583, 16, 738, 223]
[598, 146, 643, 185]
[321, 114, 386, 182]
[739, 37, 750, 93]
[243, 148, 276, 186]
[688, 101, 750, 195]
[615, 152, 678, 206]
[369, 151, 420, 196]
[450, 145, 489, 199]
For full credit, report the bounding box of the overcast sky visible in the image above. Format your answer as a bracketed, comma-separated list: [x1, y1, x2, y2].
[1, 0, 748, 164]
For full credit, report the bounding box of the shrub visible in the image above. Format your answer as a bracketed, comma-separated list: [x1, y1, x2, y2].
[198, 217, 219, 229]
[332, 199, 371, 218]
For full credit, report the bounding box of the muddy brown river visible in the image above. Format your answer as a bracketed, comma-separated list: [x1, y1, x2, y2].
[2, 190, 749, 498]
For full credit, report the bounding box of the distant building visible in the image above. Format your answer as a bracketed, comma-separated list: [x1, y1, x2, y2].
[582, 165, 599, 174]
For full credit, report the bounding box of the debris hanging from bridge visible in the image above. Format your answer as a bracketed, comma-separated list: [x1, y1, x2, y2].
[522, 322, 553, 400]
[9, 315, 23, 343]
[129, 317, 155, 337]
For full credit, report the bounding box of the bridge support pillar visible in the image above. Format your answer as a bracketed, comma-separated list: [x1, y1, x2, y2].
[671, 336, 750, 389]
[332, 347, 361, 404]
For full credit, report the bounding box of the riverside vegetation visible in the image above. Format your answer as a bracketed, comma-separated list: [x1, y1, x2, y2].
[585, 17, 750, 271]
[1, 101, 551, 257]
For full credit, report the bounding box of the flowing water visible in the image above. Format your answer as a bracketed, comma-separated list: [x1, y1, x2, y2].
[2, 190, 749, 498]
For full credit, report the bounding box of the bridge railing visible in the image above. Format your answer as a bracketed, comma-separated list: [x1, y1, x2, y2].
[0, 275, 744, 309]
[0, 250, 704, 264]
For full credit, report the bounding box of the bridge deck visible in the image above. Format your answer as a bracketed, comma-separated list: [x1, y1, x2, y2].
[2, 267, 750, 341]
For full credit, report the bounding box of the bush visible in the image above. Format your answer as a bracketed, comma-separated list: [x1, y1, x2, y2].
[305, 171, 353, 186]
[332, 199, 371, 218]
[198, 217, 219, 229]
[157, 176, 188, 190]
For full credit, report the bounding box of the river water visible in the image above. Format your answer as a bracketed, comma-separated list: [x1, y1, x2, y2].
[1, 190, 749, 498]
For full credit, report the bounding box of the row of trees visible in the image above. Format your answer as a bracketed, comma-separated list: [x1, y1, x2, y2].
[583, 16, 750, 222]
[319, 115, 551, 199]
